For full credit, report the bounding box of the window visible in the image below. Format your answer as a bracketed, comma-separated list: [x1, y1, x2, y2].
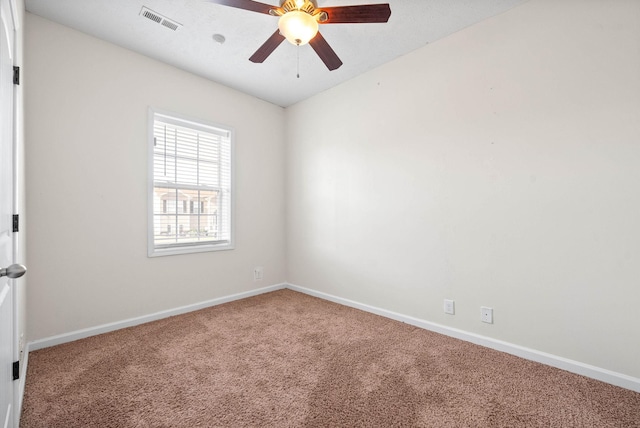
[148, 109, 234, 257]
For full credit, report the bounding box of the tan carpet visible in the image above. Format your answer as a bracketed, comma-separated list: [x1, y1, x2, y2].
[21, 289, 640, 427]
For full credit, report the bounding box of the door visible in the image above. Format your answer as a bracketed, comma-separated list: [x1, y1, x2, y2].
[0, 0, 14, 425]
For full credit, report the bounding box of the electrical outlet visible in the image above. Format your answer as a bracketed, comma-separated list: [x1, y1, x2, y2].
[253, 266, 263, 281]
[444, 299, 455, 315]
[481, 306, 493, 324]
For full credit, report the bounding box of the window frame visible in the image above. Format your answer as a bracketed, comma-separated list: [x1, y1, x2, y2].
[147, 108, 235, 257]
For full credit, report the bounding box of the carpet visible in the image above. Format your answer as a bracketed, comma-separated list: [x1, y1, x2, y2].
[20, 289, 640, 427]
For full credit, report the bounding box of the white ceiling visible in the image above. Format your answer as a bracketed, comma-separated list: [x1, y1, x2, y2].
[25, 0, 529, 107]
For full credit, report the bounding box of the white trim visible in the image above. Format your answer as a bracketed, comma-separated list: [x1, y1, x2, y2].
[28, 283, 286, 351]
[147, 107, 155, 257]
[149, 242, 234, 258]
[25, 281, 640, 393]
[287, 283, 640, 393]
[8, 0, 17, 31]
[147, 107, 235, 258]
[14, 340, 27, 427]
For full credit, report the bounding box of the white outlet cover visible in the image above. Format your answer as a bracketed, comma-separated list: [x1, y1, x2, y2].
[253, 266, 263, 281]
[444, 299, 455, 315]
[481, 306, 493, 324]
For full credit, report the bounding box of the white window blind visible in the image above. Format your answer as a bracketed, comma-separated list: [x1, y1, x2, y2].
[148, 110, 233, 256]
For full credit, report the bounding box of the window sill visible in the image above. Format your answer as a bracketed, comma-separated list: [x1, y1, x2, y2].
[148, 243, 234, 257]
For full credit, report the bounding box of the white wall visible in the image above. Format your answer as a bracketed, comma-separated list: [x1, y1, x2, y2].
[25, 13, 286, 341]
[286, 0, 640, 379]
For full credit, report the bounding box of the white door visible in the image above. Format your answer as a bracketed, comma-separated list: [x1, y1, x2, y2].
[0, 0, 15, 426]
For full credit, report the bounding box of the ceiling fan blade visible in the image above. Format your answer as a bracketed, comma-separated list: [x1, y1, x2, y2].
[249, 30, 286, 63]
[309, 32, 343, 71]
[319, 4, 391, 24]
[207, 0, 275, 15]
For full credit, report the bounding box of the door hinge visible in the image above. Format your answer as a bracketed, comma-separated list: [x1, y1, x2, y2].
[13, 66, 20, 85]
[13, 214, 19, 232]
[13, 361, 19, 380]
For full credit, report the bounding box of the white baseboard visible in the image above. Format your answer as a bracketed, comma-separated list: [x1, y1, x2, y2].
[287, 283, 640, 393]
[25, 281, 640, 393]
[28, 283, 287, 352]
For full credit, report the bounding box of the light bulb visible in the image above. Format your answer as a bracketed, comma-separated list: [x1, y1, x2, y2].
[278, 11, 319, 46]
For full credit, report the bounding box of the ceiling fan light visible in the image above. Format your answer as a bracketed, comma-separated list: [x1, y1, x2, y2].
[278, 11, 319, 46]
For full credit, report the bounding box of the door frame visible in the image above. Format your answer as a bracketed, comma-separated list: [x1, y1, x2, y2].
[0, 0, 16, 424]
[2, 0, 23, 426]
[8, 0, 24, 426]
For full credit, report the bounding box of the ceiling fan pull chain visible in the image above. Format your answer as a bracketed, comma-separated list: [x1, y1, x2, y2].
[296, 45, 300, 79]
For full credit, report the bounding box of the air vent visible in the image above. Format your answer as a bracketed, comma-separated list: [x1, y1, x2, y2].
[139, 6, 182, 31]
[161, 20, 179, 31]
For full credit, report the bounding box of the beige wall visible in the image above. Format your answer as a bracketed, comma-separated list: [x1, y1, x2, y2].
[25, 13, 286, 340]
[25, 0, 640, 382]
[286, 0, 640, 378]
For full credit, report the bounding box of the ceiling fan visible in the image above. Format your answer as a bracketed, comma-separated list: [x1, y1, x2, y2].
[207, 0, 392, 71]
